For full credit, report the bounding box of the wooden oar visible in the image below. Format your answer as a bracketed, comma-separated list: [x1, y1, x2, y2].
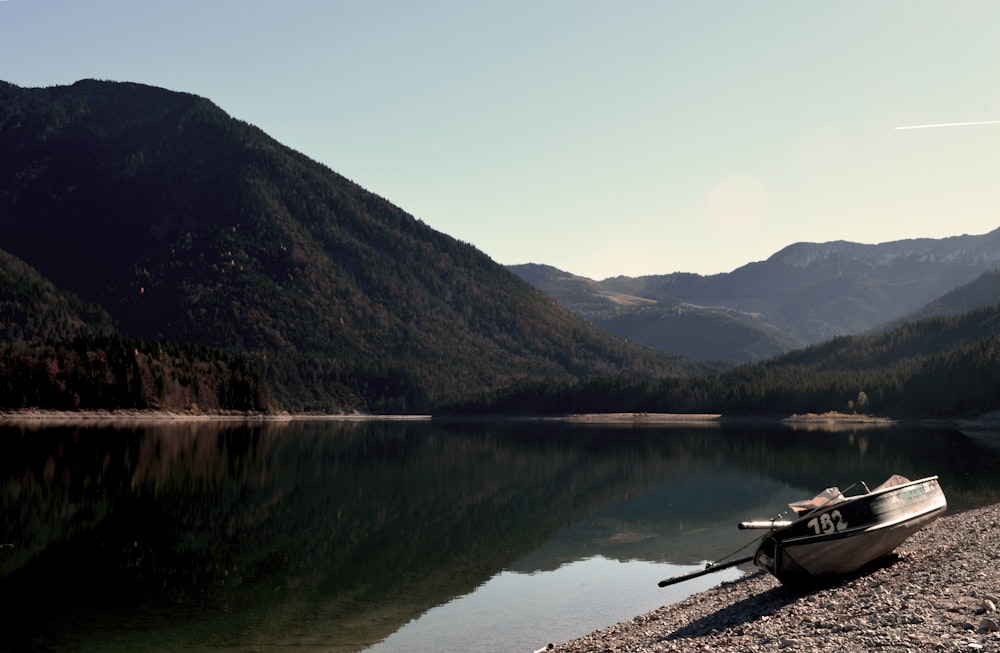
[657, 555, 754, 588]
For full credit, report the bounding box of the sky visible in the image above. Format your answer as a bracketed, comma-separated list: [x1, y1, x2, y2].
[2, 1, 999, 279]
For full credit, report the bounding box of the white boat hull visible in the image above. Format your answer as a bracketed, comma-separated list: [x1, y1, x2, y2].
[752, 476, 946, 585]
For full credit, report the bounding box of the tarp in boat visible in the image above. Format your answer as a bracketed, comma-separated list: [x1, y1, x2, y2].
[872, 474, 911, 491]
[787, 474, 913, 514]
[788, 486, 845, 514]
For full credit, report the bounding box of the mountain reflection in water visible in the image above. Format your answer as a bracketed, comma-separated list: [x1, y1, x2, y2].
[1, 420, 999, 652]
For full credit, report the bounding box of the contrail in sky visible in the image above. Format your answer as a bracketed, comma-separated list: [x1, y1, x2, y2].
[896, 120, 1000, 130]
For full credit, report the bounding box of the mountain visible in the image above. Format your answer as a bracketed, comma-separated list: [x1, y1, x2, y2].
[0, 248, 115, 342]
[456, 301, 1000, 418]
[509, 231, 1000, 361]
[1, 249, 270, 412]
[0, 79, 692, 412]
[510, 264, 795, 362]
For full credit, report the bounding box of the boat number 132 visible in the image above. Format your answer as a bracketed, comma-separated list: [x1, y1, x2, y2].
[807, 510, 847, 535]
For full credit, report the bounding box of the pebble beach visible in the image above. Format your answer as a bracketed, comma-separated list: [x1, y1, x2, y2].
[549, 503, 1000, 652]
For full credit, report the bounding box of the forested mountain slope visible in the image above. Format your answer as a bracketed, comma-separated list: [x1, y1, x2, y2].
[0, 80, 690, 412]
[0, 249, 114, 342]
[451, 302, 1000, 419]
[1, 249, 269, 411]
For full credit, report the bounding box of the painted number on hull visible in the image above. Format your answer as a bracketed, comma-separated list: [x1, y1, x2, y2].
[807, 509, 847, 535]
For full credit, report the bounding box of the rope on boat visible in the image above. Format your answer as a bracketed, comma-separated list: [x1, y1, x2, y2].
[657, 535, 762, 588]
[657, 554, 754, 588]
[710, 534, 760, 569]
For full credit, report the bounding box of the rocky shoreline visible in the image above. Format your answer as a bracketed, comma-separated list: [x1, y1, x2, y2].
[550, 503, 1000, 652]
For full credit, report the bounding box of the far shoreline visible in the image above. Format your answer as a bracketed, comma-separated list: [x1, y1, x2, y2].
[0, 408, 430, 424]
[3, 408, 996, 430]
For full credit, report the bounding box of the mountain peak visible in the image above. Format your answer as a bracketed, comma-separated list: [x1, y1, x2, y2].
[767, 229, 1000, 270]
[768, 240, 871, 268]
[0, 79, 686, 411]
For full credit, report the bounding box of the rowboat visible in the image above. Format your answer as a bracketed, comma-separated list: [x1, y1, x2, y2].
[738, 474, 947, 585]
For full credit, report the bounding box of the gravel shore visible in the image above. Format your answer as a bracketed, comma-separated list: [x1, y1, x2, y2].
[551, 503, 1000, 652]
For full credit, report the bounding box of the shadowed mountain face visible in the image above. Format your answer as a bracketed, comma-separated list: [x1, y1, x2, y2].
[0, 80, 691, 411]
[0, 249, 115, 343]
[510, 231, 1000, 361]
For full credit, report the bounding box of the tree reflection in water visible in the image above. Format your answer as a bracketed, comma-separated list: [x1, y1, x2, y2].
[1, 420, 998, 652]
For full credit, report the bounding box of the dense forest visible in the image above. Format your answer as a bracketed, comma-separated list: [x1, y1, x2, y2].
[0, 248, 269, 412]
[7, 299, 986, 419]
[445, 305, 1000, 419]
[0, 335, 268, 412]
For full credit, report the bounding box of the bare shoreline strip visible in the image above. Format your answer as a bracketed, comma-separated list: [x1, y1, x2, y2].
[562, 412, 723, 424]
[0, 409, 432, 424]
[562, 411, 899, 426]
[2, 409, 985, 428]
[548, 502, 1000, 652]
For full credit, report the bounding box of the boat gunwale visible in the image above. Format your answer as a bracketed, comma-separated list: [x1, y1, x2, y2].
[778, 501, 946, 546]
[790, 475, 939, 515]
[769, 475, 944, 545]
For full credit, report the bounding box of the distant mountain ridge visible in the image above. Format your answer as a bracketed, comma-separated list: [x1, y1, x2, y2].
[770, 233, 1000, 268]
[510, 263, 796, 362]
[509, 229, 1000, 361]
[0, 79, 690, 412]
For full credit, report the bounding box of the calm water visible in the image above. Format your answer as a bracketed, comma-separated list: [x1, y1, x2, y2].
[2, 419, 1000, 653]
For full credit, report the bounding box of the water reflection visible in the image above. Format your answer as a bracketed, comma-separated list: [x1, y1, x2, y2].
[366, 556, 743, 653]
[1, 420, 999, 652]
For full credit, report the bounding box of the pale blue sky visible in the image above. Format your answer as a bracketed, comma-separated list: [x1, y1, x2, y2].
[3, 1, 999, 279]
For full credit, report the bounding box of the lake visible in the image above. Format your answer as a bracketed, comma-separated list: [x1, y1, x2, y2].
[2, 419, 1000, 652]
